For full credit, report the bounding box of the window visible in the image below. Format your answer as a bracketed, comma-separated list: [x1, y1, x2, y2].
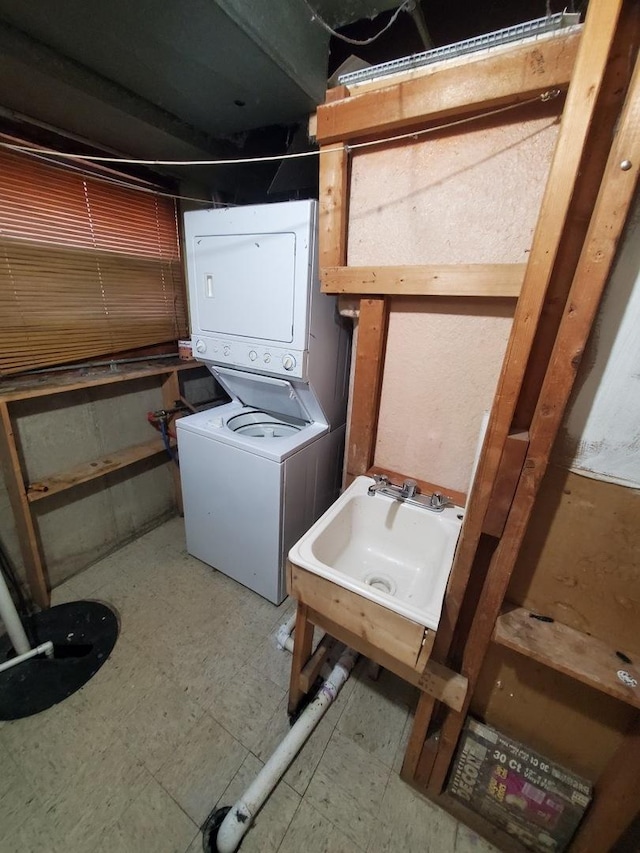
[0, 146, 188, 376]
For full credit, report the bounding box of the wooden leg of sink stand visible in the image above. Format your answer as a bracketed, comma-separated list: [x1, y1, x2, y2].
[288, 603, 314, 716]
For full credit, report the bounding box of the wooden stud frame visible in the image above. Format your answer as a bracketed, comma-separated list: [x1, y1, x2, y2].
[421, 0, 640, 793]
[315, 28, 577, 487]
[321, 264, 526, 298]
[314, 1, 640, 846]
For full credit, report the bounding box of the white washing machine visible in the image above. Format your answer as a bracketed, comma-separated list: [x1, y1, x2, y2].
[177, 200, 350, 604]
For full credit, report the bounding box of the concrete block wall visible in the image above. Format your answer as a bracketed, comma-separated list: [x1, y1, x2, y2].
[0, 366, 219, 599]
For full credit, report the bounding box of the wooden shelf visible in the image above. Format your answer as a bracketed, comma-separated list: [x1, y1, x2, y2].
[0, 358, 201, 403]
[26, 438, 174, 502]
[493, 606, 640, 710]
[0, 359, 203, 608]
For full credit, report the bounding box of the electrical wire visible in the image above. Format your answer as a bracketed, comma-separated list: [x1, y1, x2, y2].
[300, 0, 411, 46]
[0, 89, 562, 208]
[0, 89, 561, 167]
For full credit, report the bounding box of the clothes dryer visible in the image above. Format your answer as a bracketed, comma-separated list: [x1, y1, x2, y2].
[177, 200, 349, 603]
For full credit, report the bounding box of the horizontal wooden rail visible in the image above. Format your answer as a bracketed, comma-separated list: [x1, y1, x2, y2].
[494, 606, 640, 710]
[322, 264, 525, 297]
[316, 32, 579, 143]
[0, 359, 199, 403]
[27, 438, 173, 502]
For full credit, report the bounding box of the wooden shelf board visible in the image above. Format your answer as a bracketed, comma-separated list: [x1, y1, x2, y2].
[0, 359, 201, 403]
[27, 437, 173, 501]
[493, 606, 640, 710]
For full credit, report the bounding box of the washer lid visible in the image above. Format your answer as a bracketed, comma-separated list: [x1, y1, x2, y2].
[213, 367, 311, 423]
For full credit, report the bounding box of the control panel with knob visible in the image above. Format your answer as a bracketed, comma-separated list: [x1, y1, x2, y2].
[190, 336, 305, 378]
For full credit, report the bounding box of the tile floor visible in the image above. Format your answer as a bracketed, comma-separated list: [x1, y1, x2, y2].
[0, 517, 499, 853]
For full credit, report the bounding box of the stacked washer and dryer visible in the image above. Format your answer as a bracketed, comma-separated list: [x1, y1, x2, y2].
[176, 200, 350, 604]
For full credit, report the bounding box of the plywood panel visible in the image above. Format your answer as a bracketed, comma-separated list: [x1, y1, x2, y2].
[374, 298, 514, 493]
[472, 644, 635, 781]
[347, 108, 560, 267]
[507, 465, 640, 655]
[347, 108, 559, 493]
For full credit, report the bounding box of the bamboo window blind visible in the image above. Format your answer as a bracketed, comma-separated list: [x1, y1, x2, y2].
[0, 148, 188, 376]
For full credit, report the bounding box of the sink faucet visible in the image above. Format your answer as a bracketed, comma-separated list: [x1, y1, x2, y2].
[367, 474, 452, 512]
[367, 474, 390, 496]
[368, 474, 418, 499]
[399, 478, 418, 499]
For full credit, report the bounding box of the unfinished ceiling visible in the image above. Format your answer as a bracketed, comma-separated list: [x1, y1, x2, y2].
[0, 0, 572, 198]
[0, 0, 403, 158]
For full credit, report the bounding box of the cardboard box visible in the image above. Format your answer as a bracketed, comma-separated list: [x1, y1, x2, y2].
[447, 718, 592, 852]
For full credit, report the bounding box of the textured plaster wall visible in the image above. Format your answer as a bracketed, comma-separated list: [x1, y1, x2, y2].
[348, 107, 560, 493]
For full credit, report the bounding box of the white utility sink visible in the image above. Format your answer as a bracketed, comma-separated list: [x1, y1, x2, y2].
[289, 476, 464, 630]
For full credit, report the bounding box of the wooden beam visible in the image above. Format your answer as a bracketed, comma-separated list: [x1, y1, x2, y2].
[288, 561, 427, 670]
[299, 634, 333, 693]
[307, 606, 468, 712]
[347, 297, 388, 477]
[321, 264, 525, 297]
[494, 606, 640, 709]
[426, 20, 640, 794]
[482, 430, 529, 538]
[570, 717, 640, 852]
[402, 694, 438, 781]
[514, 3, 640, 427]
[0, 360, 199, 404]
[0, 402, 49, 608]
[26, 438, 172, 502]
[161, 370, 183, 515]
[288, 603, 315, 715]
[430, 0, 629, 672]
[318, 145, 349, 269]
[316, 32, 580, 143]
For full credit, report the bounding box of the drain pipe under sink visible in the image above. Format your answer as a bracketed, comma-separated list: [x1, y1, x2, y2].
[275, 612, 296, 653]
[211, 644, 359, 853]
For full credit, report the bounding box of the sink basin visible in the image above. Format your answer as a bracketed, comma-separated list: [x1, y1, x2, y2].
[289, 475, 464, 630]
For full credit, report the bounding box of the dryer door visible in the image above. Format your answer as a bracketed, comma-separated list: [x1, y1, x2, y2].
[193, 232, 296, 343]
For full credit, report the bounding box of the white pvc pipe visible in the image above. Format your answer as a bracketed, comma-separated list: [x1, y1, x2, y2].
[216, 646, 359, 853]
[275, 613, 296, 653]
[0, 641, 54, 674]
[0, 568, 30, 656]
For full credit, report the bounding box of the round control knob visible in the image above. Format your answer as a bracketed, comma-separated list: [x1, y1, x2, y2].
[263, 353, 271, 364]
[223, 345, 231, 356]
[249, 350, 257, 362]
[282, 354, 296, 371]
[195, 339, 206, 354]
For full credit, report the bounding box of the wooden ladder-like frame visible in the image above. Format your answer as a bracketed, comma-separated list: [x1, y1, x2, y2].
[314, 1, 640, 848]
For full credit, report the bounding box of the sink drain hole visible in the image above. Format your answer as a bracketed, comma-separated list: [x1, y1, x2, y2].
[364, 574, 396, 596]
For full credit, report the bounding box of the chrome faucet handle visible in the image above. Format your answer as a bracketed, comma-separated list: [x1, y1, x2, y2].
[401, 479, 418, 498]
[429, 492, 450, 509]
[368, 473, 390, 496]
